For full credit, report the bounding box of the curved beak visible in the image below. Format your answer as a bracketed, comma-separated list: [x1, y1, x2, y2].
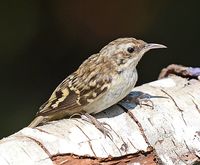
[145, 43, 167, 50]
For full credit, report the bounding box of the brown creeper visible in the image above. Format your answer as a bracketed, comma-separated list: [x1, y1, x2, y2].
[28, 38, 166, 128]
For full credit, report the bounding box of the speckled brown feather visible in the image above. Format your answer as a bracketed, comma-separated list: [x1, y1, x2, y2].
[37, 54, 117, 116]
[28, 37, 166, 128]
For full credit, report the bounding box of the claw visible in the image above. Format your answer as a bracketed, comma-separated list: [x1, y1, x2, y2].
[125, 92, 154, 109]
[137, 97, 154, 109]
[82, 113, 113, 139]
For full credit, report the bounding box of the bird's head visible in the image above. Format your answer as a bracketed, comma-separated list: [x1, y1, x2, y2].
[100, 38, 166, 67]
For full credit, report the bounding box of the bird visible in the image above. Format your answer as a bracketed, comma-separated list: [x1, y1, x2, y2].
[28, 38, 166, 128]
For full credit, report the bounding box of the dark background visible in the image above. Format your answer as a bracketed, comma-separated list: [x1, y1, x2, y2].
[0, 0, 199, 138]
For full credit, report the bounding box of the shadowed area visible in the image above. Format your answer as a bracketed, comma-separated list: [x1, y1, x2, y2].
[0, 0, 200, 138]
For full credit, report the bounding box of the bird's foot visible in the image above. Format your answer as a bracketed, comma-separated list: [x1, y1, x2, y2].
[125, 92, 154, 109]
[81, 113, 112, 139]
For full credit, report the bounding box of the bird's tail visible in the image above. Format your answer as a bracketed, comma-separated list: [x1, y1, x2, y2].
[28, 116, 45, 128]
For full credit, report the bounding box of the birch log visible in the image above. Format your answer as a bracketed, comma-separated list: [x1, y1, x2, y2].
[0, 75, 200, 165]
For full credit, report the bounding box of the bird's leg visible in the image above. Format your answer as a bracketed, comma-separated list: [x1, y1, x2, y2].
[81, 113, 112, 139]
[69, 113, 83, 119]
[124, 92, 154, 109]
[69, 112, 112, 138]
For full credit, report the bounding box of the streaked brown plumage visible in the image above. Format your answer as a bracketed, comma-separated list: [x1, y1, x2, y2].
[28, 38, 166, 128]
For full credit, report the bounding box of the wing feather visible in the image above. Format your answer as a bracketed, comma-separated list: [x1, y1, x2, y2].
[37, 54, 115, 117]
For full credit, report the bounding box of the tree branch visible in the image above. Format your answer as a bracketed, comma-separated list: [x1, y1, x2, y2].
[0, 75, 200, 165]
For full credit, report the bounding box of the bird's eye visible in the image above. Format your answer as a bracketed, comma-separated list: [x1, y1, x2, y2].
[127, 47, 135, 53]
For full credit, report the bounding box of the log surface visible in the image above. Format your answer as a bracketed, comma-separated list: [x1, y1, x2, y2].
[0, 75, 200, 165]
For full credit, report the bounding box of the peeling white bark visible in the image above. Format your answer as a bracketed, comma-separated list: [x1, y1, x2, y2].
[0, 75, 200, 165]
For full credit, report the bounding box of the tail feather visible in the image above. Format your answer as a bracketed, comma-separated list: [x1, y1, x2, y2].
[28, 116, 45, 128]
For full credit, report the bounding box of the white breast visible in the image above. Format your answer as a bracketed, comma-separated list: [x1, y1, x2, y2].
[84, 67, 138, 114]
